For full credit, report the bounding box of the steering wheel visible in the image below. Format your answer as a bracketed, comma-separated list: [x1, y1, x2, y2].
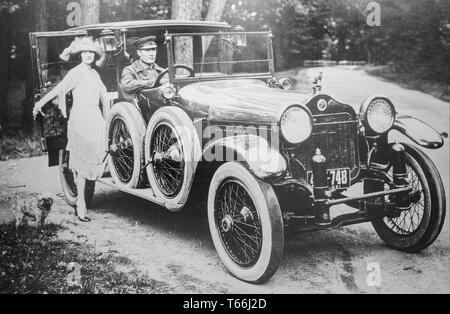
[154, 64, 195, 87]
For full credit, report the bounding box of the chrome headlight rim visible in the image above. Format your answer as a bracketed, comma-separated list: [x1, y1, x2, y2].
[280, 105, 313, 145]
[360, 96, 396, 135]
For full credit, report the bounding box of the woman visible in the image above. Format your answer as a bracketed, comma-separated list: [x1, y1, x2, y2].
[33, 37, 108, 222]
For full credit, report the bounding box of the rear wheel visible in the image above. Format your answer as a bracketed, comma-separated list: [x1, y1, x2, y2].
[59, 150, 95, 208]
[208, 162, 284, 283]
[370, 144, 446, 252]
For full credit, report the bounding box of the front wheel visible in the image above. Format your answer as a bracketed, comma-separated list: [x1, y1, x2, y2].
[59, 150, 95, 208]
[208, 162, 284, 283]
[370, 144, 446, 253]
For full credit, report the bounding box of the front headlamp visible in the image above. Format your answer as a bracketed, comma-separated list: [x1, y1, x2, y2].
[360, 96, 395, 135]
[280, 106, 313, 145]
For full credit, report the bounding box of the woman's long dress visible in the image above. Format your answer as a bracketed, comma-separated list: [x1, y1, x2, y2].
[38, 63, 109, 180]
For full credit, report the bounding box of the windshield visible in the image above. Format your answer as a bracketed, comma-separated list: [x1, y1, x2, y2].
[169, 32, 273, 79]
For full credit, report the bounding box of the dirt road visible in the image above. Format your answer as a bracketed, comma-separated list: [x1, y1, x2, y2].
[1, 66, 449, 293]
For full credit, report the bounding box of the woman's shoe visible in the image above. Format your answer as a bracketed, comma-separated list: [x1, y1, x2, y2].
[78, 216, 91, 222]
[75, 206, 91, 222]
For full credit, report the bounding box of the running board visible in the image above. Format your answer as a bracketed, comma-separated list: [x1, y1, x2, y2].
[97, 177, 165, 207]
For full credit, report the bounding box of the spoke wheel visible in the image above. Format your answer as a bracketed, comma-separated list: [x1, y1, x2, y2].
[105, 102, 146, 189]
[145, 107, 201, 212]
[208, 162, 284, 283]
[150, 123, 185, 198]
[215, 179, 263, 268]
[110, 117, 135, 184]
[383, 164, 425, 235]
[370, 144, 446, 253]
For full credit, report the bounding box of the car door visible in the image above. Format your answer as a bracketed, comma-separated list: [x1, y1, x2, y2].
[30, 30, 86, 166]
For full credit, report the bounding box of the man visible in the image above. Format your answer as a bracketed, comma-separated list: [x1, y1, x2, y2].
[120, 36, 165, 102]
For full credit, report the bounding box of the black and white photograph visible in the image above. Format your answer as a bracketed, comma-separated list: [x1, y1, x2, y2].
[0, 0, 449, 297]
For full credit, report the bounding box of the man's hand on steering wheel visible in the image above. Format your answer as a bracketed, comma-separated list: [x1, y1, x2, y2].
[153, 64, 195, 87]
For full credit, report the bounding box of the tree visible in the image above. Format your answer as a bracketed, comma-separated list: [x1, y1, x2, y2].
[81, 0, 100, 25]
[171, 0, 227, 66]
[203, 0, 227, 54]
[171, 0, 202, 66]
[205, 0, 227, 22]
[1, 1, 31, 129]
[0, 6, 12, 127]
[123, 0, 138, 21]
[172, 0, 202, 20]
[22, 0, 48, 133]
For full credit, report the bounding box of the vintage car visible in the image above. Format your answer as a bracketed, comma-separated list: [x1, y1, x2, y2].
[30, 20, 447, 283]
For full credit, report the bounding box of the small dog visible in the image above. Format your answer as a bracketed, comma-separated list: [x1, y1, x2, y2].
[12, 193, 54, 228]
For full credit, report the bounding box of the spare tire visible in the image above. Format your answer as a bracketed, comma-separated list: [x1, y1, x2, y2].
[144, 106, 201, 211]
[105, 102, 146, 189]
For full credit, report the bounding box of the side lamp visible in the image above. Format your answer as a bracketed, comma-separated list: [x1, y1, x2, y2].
[99, 29, 118, 52]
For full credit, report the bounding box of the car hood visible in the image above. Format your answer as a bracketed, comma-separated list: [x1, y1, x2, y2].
[178, 79, 313, 125]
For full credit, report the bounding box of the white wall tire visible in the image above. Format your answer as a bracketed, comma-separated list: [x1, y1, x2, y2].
[144, 107, 201, 211]
[207, 162, 284, 283]
[105, 102, 146, 189]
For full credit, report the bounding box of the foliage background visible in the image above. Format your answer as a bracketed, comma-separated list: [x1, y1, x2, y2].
[0, 0, 449, 131]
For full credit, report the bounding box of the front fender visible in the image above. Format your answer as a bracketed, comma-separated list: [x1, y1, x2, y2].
[202, 134, 287, 181]
[392, 114, 445, 149]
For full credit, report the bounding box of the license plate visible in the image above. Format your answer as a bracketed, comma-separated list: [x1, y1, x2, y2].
[307, 168, 351, 189]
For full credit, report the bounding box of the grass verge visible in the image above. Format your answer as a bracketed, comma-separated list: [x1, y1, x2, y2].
[0, 223, 168, 294]
[0, 129, 44, 161]
[364, 65, 450, 103]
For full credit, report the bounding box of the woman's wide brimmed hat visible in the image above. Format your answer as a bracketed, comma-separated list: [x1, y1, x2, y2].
[72, 37, 102, 56]
[60, 37, 103, 62]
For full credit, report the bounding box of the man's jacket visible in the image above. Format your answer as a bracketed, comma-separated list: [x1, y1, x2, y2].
[120, 60, 164, 101]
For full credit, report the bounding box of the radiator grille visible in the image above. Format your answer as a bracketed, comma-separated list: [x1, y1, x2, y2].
[295, 113, 359, 178]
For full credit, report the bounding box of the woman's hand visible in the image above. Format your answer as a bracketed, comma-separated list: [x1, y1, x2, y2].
[32, 101, 45, 119]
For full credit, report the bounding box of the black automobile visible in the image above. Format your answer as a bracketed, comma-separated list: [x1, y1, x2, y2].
[31, 20, 447, 283]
